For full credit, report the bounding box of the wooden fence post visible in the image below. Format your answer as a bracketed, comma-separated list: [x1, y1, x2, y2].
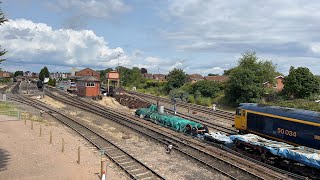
[61, 138, 64, 152]
[50, 130, 52, 144]
[77, 146, 80, 164]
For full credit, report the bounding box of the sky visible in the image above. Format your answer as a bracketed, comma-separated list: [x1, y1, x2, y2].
[0, 0, 320, 75]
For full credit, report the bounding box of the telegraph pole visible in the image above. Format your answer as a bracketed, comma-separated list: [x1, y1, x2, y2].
[117, 53, 121, 87]
[157, 67, 160, 108]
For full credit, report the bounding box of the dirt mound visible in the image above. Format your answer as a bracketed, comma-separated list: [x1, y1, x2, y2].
[114, 93, 150, 109]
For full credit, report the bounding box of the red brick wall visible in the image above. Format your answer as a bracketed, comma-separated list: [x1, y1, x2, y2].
[76, 81, 100, 97]
[276, 77, 284, 92]
[85, 83, 100, 97]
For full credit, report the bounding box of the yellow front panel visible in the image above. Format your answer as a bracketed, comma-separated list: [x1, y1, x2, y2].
[241, 110, 247, 130]
[234, 115, 242, 130]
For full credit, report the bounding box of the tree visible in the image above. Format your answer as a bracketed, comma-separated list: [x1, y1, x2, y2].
[208, 73, 219, 76]
[0, 2, 8, 63]
[191, 80, 221, 98]
[166, 68, 187, 92]
[140, 68, 148, 74]
[14, 71, 23, 77]
[283, 66, 320, 98]
[99, 68, 113, 82]
[39, 66, 50, 81]
[225, 52, 278, 105]
[47, 78, 56, 86]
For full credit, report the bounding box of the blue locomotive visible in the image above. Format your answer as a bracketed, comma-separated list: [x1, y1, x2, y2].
[234, 103, 320, 150]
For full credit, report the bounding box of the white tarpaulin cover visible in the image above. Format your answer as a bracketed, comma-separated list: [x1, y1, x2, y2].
[230, 134, 320, 169]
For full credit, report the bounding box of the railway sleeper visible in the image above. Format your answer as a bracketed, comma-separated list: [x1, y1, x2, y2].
[134, 171, 152, 179]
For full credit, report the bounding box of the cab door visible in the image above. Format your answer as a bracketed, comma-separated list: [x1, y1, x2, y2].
[234, 109, 242, 130]
[241, 110, 247, 130]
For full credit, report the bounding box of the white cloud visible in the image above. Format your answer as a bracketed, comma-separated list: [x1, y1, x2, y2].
[165, 0, 320, 55]
[0, 19, 130, 69]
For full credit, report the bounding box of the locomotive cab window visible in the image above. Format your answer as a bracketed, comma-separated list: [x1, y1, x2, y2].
[236, 109, 241, 115]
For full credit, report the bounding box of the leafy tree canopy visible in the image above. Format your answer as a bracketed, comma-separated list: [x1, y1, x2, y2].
[39, 66, 50, 81]
[99, 68, 113, 82]
[14, 71, 23, 77]
[47, 78, 56, 86]
[166, 68, 187, 92]
[208, 73, 219, 76]
[115, 66, 145, 87]
[191, 80, 221, 98]
[225, 52, 278, 105]
[169, 88, 189, 102]
[283, 66, 320, 98]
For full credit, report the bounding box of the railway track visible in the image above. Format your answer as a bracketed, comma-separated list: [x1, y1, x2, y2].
[125, 91, 237, 134]
[128, 91, 234, 122]
[9, 94, 165, 180]
[44, 87, 298, 180]
[0, 83, 16, 94]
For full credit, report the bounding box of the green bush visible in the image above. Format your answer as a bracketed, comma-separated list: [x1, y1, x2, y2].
[195, 96, 211, 107]
[263, 99, 320, 112]
[188, 95, 195, 103]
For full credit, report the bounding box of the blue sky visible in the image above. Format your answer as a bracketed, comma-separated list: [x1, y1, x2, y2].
[1, 0, 320, 75]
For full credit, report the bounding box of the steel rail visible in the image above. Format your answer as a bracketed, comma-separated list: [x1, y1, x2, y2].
[9, 95, 165, 180]
[45, 87, 292, 180]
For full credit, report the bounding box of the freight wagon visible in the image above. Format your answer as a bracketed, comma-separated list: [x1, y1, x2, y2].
[234, 103, 320, 150]
[136, 104, 208, 135]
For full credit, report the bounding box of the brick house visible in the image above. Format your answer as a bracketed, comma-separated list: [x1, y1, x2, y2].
[204, 76, 229, 82]
[264, 76, 284, 92]
[75, 68, 100, 80]
[153, 74, 166, 81]
[76, 76, 100, 97]
[0, 71, 11, 78]
[143, 73, 153, 80]
[188, 74, 204, 83]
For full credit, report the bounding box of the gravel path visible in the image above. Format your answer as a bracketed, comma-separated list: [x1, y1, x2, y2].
[0, 116, 127, 180]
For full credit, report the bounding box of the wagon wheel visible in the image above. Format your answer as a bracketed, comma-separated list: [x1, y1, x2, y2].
[185, 124, 192, 134]
[191, 127, 198, 136]
[203, 126, 209, 134]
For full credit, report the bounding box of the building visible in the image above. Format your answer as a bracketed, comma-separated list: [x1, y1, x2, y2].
[106, 71, 120, 92]
[76, 76, 100, 97]
[0, 71, 11, 78]
[143, 73, 153, 80]
[264, 76, 284, 92]
[188, 74, 204, 83]
[50, 72, 71, 79]
[153, 74, 166, 81]
[204, 76, 229, 82]
[75, 68, 100, 80]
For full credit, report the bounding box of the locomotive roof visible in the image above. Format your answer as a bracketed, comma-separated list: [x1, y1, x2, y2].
[238, 103, 320, 123]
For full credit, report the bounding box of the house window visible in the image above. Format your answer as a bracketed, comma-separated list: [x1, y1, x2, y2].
[86, 82, 95, 87]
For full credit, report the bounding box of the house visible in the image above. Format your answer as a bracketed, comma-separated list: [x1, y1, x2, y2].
[75, 68, 100, 80]
[264, 76, 284, 92]
[153, 74, 166, 81]
[188, 74, 204, 83]
[143, 73, 153, 80]
[50, 72, 71, 79]
[76, 76, 100, 97]
[0, 71, 11, 78]
[204, 76, 229, 82]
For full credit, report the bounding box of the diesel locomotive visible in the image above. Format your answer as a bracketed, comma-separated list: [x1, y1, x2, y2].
[234, 103, 320, 150]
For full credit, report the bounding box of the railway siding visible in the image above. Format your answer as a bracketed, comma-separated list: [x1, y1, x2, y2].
[42, 87, 293, 180]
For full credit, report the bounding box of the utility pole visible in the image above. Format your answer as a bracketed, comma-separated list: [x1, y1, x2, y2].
[117, 52, 121, 87]
[157, 67, 160, 108]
